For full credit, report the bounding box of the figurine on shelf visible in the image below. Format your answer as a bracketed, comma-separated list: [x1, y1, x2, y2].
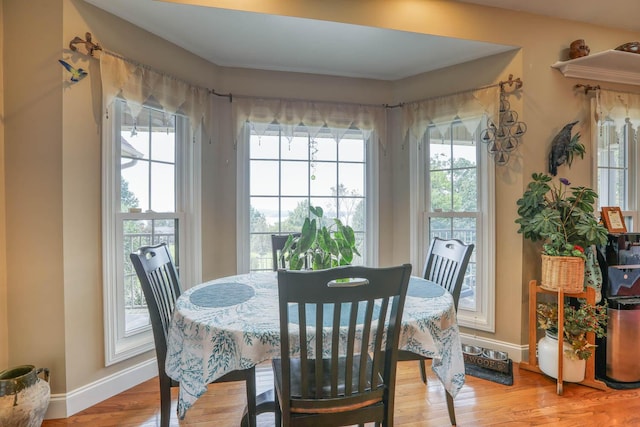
[615, 41, 640, 54]
[569, 39, 590, 59]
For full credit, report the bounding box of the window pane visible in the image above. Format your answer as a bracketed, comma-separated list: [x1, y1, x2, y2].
[314, 136, 337, 161]
[251, 134, 280, 159]
[310, 162, 337, 196]
[250, 160, 279, 195]
[281, 136, 308, 160]
[250, 197, 279, 230]
[121, 159, 149, 212]
[429, 217, 451, 240]
[339, 163, 364, 196]
[338, 197, 364, 230]
[150, 162, 175, 212]
[282, 197, 309, 230]
[281, 161, 309, 196]
[339, 138, 364, 162]
[149, 110, 175, 163]
[121, 107, 149, 161]
[453, 167, 477, 211]
[430, 170, 451, 212]
[250, 233, 271, 271]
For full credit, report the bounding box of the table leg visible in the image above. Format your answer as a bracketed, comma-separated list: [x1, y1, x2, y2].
[241, 389, 277, 427]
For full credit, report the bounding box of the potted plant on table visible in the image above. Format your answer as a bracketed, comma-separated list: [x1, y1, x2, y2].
[515, 173, 608, 292]
[282, 205, 360, 270]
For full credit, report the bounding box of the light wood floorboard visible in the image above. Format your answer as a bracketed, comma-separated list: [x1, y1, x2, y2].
[42, 361, 640, 426]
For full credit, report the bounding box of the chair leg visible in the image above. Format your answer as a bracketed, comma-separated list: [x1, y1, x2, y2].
[446, 391, 456, 426]
[159, 377, 172, 427]
[245, 367, 257, 427]
[419, 360, 428, 384]
[274, 379, 282, 427]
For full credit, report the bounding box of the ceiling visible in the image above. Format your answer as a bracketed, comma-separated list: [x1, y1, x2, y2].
[83, 0, 640, 81]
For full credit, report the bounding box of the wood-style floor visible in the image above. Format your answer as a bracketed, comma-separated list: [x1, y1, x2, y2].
[42, 361, 640, 426]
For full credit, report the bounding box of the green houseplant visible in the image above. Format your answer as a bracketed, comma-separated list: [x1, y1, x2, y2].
[282, 206, 360, 270]
[516, 173, 608, 293]
[516, 173, 608, 257]
[536, 300, 607, 360]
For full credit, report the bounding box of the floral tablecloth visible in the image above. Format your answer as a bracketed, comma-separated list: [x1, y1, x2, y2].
[165, 272, 465, 419]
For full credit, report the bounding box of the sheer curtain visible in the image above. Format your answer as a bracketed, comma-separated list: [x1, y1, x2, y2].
[401, 86, 500, 141]
[231, 97, 387, 149]
[595, 89, 640, 127]
[100, 52, 212, 138]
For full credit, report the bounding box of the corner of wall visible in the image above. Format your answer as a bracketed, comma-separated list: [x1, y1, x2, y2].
[0, 0, 9, 372]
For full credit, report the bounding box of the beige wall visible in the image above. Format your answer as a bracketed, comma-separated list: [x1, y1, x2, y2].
[3, 0, 640, 416]
[0, 0, 7, 371]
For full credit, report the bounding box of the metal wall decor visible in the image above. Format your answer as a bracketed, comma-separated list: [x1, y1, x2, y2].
[481, 75, 527, 166]
[69, 32, 102, 56]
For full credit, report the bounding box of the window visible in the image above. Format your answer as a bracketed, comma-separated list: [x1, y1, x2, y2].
[411, 118, 495, 331]
[238, 123, 377, 272]
[102, 99, 200, 365]
[592, 95, 639, 230]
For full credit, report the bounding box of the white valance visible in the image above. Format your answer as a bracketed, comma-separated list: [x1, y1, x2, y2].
[595, 89, 640, 128]
[401, 86, 500, 139]
[100, 53, 212, 138]
[232, 97, 387, 150]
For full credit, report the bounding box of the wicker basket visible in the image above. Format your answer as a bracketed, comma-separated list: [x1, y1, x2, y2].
[540, 254, 585, 293]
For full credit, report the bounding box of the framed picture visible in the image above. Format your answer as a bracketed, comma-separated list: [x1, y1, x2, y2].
[602, 207, 627, 233]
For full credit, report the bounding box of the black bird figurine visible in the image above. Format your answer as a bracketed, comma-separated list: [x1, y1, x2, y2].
[548, 120, 584, 176]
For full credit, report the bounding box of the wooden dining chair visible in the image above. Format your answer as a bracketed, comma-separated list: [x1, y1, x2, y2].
[398, 237, 474, 426]
[273, 264, 412, 427]
[271, 233, 301, 271]
[130, 243, 257, 427]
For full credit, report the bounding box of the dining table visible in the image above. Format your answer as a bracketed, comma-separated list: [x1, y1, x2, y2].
[165, 271, 466, 420]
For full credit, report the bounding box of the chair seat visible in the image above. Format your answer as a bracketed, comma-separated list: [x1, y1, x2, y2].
[273, 355, 384, 414]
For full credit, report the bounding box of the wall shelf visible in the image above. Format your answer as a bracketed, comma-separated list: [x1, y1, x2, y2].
[551, 49, 640, 86]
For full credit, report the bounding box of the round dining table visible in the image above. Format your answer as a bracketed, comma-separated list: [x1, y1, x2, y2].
[165, 271, 465, 419]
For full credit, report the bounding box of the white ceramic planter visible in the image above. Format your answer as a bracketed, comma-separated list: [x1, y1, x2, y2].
[538, 333, 586, 382]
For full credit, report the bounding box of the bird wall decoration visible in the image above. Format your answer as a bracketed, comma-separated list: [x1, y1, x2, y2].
[58, 59, 88, 83]
[548, 120, 585, 176]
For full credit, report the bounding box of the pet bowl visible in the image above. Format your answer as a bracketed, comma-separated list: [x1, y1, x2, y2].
[483, 349, 508, 361]
[462, 344, 483, 356]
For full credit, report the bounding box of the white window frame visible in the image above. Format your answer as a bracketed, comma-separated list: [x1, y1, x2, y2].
[591, 98, 638, 230]
[102, 99, 201, 365]
[409, 118, 496, 332]
[237, 123, 379, 273]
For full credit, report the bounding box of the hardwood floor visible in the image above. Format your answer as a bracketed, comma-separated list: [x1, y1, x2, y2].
[42, 361, 640, 426]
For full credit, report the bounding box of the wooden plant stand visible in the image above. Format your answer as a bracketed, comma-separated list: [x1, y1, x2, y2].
[519, 280, 608, 394]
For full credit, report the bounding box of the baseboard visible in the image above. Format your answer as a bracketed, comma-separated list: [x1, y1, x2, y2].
[45, 358, 158, 420]
[459, 333, 527, 363]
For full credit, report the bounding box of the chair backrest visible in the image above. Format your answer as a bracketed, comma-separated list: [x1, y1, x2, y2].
[271, 233, 301, 271]
[276, 264, 411, 418]
[423, 237, 474, 310]
[129, 243, 181, 371]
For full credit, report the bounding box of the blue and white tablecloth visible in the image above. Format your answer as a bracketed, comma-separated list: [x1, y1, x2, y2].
[165, 272, 465, 419]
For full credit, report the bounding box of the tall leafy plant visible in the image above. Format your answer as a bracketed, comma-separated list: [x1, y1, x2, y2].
[282, 206, 360, 270]
[515, 173, 608, 257]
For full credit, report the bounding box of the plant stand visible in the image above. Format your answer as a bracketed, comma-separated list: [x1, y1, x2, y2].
[519, 280, 608, 394]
